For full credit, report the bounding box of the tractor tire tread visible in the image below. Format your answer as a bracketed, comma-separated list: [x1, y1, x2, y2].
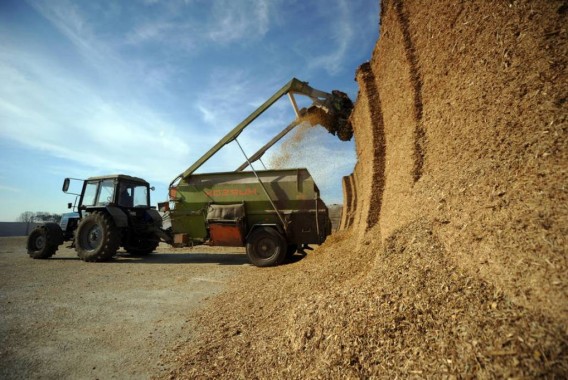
[75, 212, 120, 262]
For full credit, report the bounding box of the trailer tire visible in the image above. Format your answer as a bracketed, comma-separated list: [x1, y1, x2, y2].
[75, 212, 120, 262]
[246, 227, 287, 267]
[27, 223, 63, 259]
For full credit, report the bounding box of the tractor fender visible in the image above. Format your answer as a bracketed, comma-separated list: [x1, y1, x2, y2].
[245, 224, 286, 242]
[145, 208, 163, 228]
[104, 206, 128, 228]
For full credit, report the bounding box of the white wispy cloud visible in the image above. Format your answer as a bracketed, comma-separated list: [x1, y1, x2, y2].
[0, 184, 20, 193]
[208, 0, 271, 43]
[0, 47, 190, 184]
[27, 0, 183, 93]
[125, 19, 198, 52]
[124, 0, 273, 49]
[28, 0, 118, 72]
[306, 0, 355, 75]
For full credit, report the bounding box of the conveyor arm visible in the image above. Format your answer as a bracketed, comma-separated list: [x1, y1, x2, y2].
[169, 78, 333, 187]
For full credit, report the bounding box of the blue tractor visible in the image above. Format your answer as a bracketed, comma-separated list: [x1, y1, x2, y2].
[26, 175, 165, 261]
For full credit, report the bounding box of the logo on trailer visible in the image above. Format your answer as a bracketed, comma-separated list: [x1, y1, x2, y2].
[205, 187, 258, 197]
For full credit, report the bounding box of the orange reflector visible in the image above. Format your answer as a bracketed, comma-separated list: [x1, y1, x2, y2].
[169, 187, 177, 200]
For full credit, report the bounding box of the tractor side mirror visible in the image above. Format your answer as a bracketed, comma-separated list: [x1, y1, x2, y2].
[67, 202, 73, 209]
[62, 178, 70, 192]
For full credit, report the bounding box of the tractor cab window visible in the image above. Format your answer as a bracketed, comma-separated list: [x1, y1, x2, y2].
[97, 180, 115, 206]
[119, 182, 149, 208]
[82, 181, 99, 206]
[132, 185, 149, 207]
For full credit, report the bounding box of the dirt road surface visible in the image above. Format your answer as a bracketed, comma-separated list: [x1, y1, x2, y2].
[0, 237, 251, 379]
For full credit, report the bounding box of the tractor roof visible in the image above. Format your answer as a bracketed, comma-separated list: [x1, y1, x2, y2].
[85, 174, 149, 184]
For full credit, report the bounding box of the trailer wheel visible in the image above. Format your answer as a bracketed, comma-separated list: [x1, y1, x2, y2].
[27, 223, 63, 259]
[75, 212, 120, 262]
[246, 227, 287, 267]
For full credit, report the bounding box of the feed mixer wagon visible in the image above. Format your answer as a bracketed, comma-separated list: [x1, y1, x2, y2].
[162, 78, 353, 266]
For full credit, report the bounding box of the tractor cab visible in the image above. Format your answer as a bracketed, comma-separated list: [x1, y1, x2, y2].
[63, 175, 152, 215]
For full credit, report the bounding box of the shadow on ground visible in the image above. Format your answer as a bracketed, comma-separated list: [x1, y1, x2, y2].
[49, 252, 249, 265]
[48, 251, 308, 266]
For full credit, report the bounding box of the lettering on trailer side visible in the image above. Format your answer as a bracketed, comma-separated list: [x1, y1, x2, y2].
[204, 187, 258, 197]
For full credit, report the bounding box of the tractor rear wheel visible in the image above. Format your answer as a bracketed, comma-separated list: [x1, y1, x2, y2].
[75, 212, 120, 262]
[27, 223, 63, 259]
[246, 227, 287, 267]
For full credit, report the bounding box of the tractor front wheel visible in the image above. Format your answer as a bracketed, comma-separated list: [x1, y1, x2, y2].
[75, 212, 120, 262]
[246, 227, 287, 267]
[27, 223, 63, 259]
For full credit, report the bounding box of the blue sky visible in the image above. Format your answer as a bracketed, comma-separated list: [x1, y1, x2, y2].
[0, 0, 379, 221]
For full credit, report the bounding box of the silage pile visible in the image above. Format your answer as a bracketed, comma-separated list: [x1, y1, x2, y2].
[339, 0, 567, 320]
[162, 0, 567, 378]
[165, 224, 565, 378]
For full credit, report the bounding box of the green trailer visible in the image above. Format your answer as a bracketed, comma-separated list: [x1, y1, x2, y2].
[166, 168, 331, 266]
[161, 78, 352, 266]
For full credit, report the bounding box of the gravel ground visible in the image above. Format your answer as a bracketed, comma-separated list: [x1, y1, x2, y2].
[0, 237, 251, 379]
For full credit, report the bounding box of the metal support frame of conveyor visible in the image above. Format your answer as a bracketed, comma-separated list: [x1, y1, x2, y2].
[288, 93, 300, 118]
[235, 119, 301, 172]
